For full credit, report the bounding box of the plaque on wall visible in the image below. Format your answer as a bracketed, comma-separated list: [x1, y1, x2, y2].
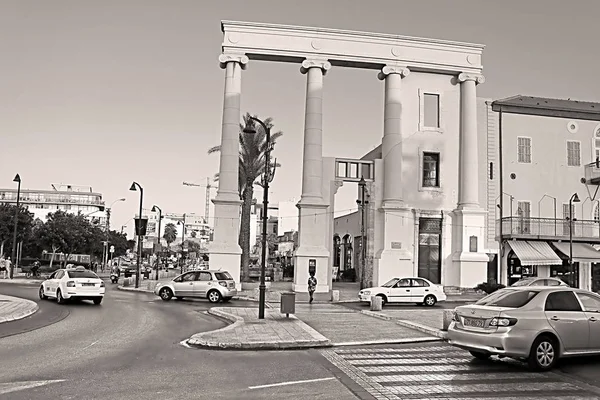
[469, 236, 478, 252]
[391, 242, 402, 249]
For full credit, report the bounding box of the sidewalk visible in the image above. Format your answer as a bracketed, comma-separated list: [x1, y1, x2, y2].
[360, 308, 454, 339]
[0, 294, 39, 324]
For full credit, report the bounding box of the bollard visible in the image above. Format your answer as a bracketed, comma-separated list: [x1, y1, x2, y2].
[442, 309, 455, 331]
[331, 290, 340, 303]
[370, 295, 383, 311]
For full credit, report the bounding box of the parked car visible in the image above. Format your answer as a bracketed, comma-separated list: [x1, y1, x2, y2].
[511, 277, 568, 287]
[154, 269, 237, 303]
[447, 286, 600, 371]
[39, 265, 105, 305]
[358, 277, 446, 306]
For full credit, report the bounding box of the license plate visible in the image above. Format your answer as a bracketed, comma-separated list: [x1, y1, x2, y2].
[82, 283, 95, 287]
[463, 317, 485, 328]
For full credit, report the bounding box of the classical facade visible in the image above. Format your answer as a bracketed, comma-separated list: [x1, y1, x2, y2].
[211, 21, 488, 293]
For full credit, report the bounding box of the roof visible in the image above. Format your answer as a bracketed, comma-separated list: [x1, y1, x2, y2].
[491, 95, 600, 121]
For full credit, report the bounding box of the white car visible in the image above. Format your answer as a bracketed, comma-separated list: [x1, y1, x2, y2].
[39, 266, 105, 305]
[358, 277, 447, 306]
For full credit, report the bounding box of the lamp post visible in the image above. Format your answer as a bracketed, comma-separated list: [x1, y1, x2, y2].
[129, 182, 144, 288]
[178, 214, 186, 274]
[569, 192, 581, 287]
[243, 116, 277, 320]
[10, 174, 21, 279]
[356, 177, 369, 290]
[104, 198, 126, 271]
[151, 205, 162, 280]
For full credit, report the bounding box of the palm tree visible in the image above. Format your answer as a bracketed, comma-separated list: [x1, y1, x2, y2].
[208, 112, 283, 281]
[163, 223, 178, 255]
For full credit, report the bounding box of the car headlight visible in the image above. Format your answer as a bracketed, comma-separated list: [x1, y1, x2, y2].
[361, 291, 370, 296]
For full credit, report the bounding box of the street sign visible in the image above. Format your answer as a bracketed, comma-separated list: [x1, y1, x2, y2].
[110, 245, 115, 253]
[134, 217, 149, 236]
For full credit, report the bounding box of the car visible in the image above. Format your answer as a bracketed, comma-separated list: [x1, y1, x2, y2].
[154, 269, 237, 303]
[39, 265, 105, 305]
[358, 277, 447, 306]
[447, 286, 600, 371]
[511, 277, 569, 287]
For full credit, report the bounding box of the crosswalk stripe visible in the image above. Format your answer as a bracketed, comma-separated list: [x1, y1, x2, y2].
[371, 371, 550, 383]
[335, 346, 451, 354]
[341, 351, 467, 360]
[358, 364, 517, 373]
[384, 381, 581, 394]
[347, 357, 471, 366]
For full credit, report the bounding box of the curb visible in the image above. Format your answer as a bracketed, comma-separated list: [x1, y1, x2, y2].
[360, 310, 448, 340]
[0, 279, 44, 285]
[332, 337, 442, 347]
[0, 296, 39, 324]
[117, 285, 153, 293]
[185, 307, 332, 350]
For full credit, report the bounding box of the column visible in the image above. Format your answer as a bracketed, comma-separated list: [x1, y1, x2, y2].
[209, 53, 249, 290]
[457, 72, 485, 209]
[294, 58, 332, 297]
[373, 66, 413, 285]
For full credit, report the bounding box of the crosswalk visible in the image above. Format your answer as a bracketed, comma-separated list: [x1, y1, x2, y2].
[321, 344, 600, 400]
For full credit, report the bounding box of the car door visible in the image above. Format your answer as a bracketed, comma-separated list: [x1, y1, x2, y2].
[172, 272, 197, 296]
[44, 271, 57, 295]
[410, 279, 429, 302]
[389, 278, 412, 303]
[51, 270, 64, 295]
[544, 290, 589, 351]
[574, 291, 600, 351]
[193, 271, 213, 297]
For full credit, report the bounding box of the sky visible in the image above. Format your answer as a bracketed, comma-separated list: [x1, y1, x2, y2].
[2, 0, 600, 238]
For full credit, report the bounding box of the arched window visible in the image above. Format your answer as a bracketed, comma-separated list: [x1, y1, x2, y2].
[333, 235, 341, 267]
[342, 234, 352, 270]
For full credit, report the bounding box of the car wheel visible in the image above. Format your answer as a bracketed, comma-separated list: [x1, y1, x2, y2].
[159, 288, 173, 301]
[469, 350, 490, 360]
[207, 290, 222, 303]
[423, 295, 437, 307]
[93, 297, 103, 305]
[376, 294, 386, 306]
[39, 286, 47, 300]
[528, 335, 558, 371]
[56, 290, 65, 304]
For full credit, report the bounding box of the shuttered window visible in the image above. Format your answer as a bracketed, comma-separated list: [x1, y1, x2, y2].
[517, 137, 531, 163]
[567, 141, 581, 166]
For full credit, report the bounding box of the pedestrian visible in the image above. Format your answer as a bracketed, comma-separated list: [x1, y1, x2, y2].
[0, 258, 6, 279]
[308, 272, 317, 304]
[4, 258, 12, 279]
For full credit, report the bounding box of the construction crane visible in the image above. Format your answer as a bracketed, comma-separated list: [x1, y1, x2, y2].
[182, 178, 215, 223]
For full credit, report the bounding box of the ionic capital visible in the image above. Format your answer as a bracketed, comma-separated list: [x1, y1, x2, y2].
[300, 58, 332, 75]
[458, 72, 485, 85]
[377, 65, 410, 81]
[219, 53, 249, 70]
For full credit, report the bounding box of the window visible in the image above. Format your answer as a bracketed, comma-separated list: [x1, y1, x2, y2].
[395, 279, 411, 287]
[411, 279, 430, 287]
[517, 201, 531, 233]
[422, 152, 440, 187]
[545, 291, 582, 312]
[517, 137, 531, 163]
[382, 278, 399, 288]
[423, 94, 440, 128]
[476, 289, 538, 308]
[214, 272, 233, 281]
[198, 272, 212, 281]
[181, 272, 197, 282]
[546, 278, 563, 286]
[567, 141, 581, 166]
[66, 270, 98, 279]
[577, 292, 600, 312]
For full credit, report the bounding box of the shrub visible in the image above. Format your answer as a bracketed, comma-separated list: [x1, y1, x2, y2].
[475, 282, 506, 294]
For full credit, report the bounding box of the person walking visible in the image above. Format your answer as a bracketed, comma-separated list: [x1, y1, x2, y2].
[308, 272, 317, 304]
[0, 257, 6, 279]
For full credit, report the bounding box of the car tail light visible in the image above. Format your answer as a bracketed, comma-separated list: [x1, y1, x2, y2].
[100, 282, 105, 287]
[218, 281, 227, 287]
[66, 281, 75, 287]
[490, 317, 517, 327]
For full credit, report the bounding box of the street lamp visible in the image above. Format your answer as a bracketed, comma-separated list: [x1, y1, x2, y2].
[569, 192, 581, 287]
[10, 174, 21, 279]
[129, 182, 144, 288]
[104, 198, 126, 270]
[243, 116, 277, 320]
[151, 205, 163, 280]
[177, 214, 186, 274]
[356, 177, 369, 290]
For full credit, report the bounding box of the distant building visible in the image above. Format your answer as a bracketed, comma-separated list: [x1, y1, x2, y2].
[140, 210, 212, 252]
[0, 184, 106, 227]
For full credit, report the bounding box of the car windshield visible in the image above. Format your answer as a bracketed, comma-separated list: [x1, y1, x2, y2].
[381, 278, 399, 288]
[214, 272, 233, 280]
[475, 289, 538, 308]
[511, 278, 535, 287]
[67, 270, 99, 279]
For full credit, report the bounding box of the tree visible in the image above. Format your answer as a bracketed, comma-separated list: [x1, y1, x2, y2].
[208, 113, 282, 281]
[37, 211, 94, 267]
[163, 223, 177, 253]
[0, 204, 35, 259]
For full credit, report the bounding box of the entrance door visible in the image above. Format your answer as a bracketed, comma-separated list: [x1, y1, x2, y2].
[418, 218, 442, 284]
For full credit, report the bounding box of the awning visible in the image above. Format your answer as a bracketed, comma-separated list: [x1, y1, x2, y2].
[507, 241, 563, 266]
[552, 242, 600, 263]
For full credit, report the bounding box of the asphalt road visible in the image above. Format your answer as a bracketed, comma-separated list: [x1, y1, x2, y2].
[0, 283, 360, 400]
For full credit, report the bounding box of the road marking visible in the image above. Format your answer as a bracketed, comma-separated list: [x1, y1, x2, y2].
[82, 339, 100, 350]
[179, 340, 191, 348]
[0, 380, 66, 395]
[248, 377, 335, 390]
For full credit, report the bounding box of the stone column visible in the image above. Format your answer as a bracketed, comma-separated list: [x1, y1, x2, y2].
[457, 73, 485, 209]
[374, 65, 414, 283]
[294, 58, 332, 297]
[209, 53, 248, 290]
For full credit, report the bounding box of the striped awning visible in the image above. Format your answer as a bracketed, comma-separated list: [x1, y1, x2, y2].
[552, 242, 600, 263]
[507, 241, 563, 266]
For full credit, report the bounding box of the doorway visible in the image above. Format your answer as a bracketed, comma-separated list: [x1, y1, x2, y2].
[418, 218, 442, 284]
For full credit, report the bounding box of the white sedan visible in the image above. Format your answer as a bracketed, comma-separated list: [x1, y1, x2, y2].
[358, 277, 447, 306]
[39, 266, 105, 305]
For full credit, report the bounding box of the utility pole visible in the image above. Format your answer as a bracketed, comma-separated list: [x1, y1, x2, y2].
[356, 177, 369, 290]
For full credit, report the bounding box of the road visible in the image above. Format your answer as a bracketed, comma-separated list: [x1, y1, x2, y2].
[0, 283, 360, 400]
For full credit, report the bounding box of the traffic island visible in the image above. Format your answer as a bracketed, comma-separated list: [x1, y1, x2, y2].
[0, 294, 39, 324]
[186, 307, 332, 350]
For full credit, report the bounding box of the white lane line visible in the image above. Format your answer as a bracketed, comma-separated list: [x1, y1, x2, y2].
[248, 377, 335, 390]
[82, 339, 100, 350]
[0, 380, 66, 395]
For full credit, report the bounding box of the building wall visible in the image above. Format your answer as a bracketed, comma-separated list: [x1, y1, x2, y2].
[278, 201, 298, 234]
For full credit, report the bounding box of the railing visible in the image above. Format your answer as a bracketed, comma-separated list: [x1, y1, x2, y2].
[496, 216, 600, 240]
[585, 161, 600, 184]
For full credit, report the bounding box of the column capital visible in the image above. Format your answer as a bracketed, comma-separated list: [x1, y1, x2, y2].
[219, 53, 249, 70]
[300, 58, 332, 75]
[458, 72, 485, 85]
[378, 65, 410, 81]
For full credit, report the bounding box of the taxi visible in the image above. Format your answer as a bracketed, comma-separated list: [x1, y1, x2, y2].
[39, 266, 105, 305]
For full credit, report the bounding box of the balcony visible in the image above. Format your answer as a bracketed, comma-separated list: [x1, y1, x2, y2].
[585, 161, 600, 185]
[496, 217, 600, 243]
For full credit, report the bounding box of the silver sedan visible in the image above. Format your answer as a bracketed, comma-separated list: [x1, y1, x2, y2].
[447, 286, 600, 371]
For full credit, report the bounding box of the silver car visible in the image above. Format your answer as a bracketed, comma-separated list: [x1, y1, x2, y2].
[511, 277, 569, 287]
[154, 270, 237, 303]
[448, 286, 600, 371]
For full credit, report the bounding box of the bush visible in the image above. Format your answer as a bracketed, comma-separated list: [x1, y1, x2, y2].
[475, 282, 506, 294]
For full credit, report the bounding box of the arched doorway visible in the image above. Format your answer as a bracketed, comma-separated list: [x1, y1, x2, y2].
[333, 235, 341, 268]
[342, 234, 352, 271]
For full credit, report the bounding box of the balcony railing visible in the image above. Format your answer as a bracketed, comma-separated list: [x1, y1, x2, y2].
[496, 216, 600, 242]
